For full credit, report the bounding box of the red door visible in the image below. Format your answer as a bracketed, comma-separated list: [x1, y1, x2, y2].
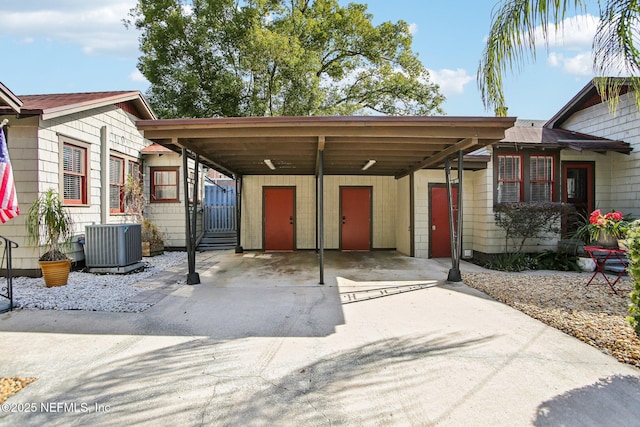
[264, 187, 295, 251]
[430, 186, 458, 258]
[563, 162, 594, 235]
[341, 187, 371, 251]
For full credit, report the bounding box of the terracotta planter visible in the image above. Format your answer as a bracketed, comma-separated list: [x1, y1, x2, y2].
[39, 259, 72, 287]
[142, 241, 164, 257]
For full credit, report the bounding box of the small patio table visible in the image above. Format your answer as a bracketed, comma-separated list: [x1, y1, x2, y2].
[583, 245, 628, 294]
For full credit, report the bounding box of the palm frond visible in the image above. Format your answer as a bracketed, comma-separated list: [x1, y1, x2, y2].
[478, 0, 586, 115]
[593, 0, 640, 112]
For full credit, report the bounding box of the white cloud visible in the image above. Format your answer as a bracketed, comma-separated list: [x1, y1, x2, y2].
[535, 13, 599, 50]
[562, 52, 593, 75]
[408, 23, 418, 35]
[1, 1, 140, 59]
[547, 52, 593, 76]
[129, 69, 148, 84]
[428, 68, 473, 95]
[532, 14, 599, 77]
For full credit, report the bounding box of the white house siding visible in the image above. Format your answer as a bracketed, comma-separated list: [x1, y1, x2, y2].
[559, 150, 615, 212]
[142, 152, 205, 249]
[413, 169, 475, 259]
[468, 165, 498, 255]
[0, 116, 41, 270]
[324, 176, 396, 249]
[1, 106, 149, 272]
[470, 147, 566, 255]
[396, 175, 411, 256]
[241, 175, 396, 251]
[561, 91, 640, 216]
[241, 175, 316, 250]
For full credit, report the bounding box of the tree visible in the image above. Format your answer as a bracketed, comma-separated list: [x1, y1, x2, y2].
[478, 0, 640, 116]
[128, 0, 444, 118]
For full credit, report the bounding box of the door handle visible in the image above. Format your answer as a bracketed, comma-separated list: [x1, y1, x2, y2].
[289, 216, 293, 225]
[342, 215, 346, 224]
[432, 225, 436, 230]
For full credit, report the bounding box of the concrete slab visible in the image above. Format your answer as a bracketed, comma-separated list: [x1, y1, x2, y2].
[0, 250, 639, 426]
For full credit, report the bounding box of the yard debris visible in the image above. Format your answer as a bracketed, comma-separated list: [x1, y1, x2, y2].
[463, 272, 640, 368]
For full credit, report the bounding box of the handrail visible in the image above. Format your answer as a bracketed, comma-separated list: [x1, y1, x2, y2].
[0, 234, 19, 313]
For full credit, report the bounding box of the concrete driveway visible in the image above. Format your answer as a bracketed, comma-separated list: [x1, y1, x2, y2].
[1, 250, 639, 426]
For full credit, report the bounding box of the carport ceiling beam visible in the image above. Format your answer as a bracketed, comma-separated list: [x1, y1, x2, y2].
[170, 137, 236, 178]
[141, 127, 507, 140]
[396, 137, 478, 179]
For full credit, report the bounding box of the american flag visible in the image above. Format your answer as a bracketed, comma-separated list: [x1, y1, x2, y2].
[0, 125, 19, 223]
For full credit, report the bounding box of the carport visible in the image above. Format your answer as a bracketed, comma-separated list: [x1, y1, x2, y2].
[136, 115, 515, 285]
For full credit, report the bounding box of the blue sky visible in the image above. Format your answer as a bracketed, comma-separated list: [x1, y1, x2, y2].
[1, 1, 602, 119]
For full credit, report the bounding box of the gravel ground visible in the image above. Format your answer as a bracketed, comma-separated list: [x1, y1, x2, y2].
[463, 271, 640, 369]
[0, 377, 37, 404]
[10, 252, 187, 313]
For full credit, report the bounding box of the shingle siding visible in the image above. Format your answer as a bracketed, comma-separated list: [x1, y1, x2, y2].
[562, 91, 640, 216]
[0, 106, 150, 273]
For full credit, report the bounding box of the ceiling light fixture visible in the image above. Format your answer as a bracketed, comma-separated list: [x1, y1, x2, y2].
[362, 159, 376, 171]
[264, 159, 276, 170]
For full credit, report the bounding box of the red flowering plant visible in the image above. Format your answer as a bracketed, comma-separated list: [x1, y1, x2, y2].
[588, 209, 628, 241]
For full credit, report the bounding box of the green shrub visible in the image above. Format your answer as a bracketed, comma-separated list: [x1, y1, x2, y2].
[535, 250, 581, 272]
[626, 219, 640, 336]
[483, 252, 536, 272]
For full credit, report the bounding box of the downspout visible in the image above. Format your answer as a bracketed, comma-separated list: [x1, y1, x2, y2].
[100, 126, 109, 224]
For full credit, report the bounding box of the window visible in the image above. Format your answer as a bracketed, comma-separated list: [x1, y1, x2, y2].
[128, 161, 141, 183]
[109, 156, 125, 213]
[495, 151, 558, 204]
[151, 168, 179, 202]
[530, 155, 554, 202]
[63, 143, 87, 204]
[497, 154, 522, 203]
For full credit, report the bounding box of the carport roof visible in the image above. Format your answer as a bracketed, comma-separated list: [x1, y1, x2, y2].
[136, 115, 516, 178]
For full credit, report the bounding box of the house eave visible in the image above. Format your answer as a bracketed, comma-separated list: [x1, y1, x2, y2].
[40, 91, 156, 121]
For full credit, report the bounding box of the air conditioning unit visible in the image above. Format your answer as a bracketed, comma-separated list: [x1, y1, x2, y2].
[85, 224, 142, 272]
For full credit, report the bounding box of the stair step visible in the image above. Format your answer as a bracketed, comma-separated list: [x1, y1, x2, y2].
[198, 231, 237, 251]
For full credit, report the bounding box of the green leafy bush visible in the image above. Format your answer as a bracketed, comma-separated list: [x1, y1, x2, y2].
[626, 219, 640, 336]
[483, 252, 536, 272]
[535, 250, 581, 272]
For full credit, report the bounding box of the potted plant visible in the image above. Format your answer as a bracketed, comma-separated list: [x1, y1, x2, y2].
[124, 174, 164, 256]
[587, 209, 628, 248]
[141, 218, 164, 256]
[25, 189, 74, 287]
